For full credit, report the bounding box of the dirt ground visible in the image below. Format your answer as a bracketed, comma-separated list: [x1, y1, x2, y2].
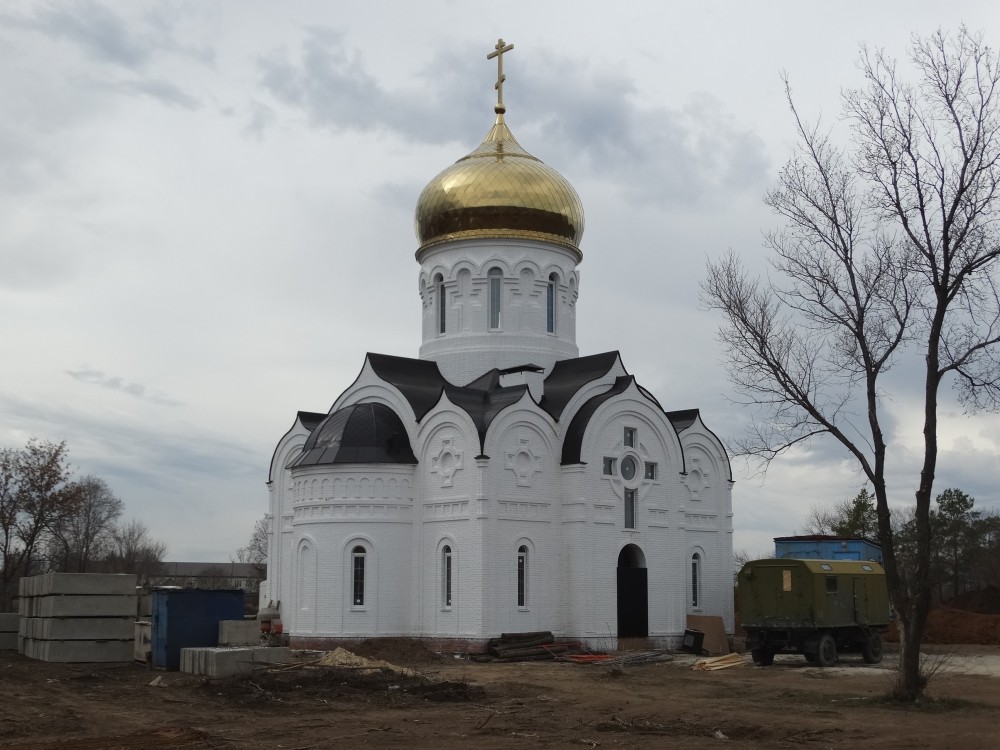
[2, 640, 1000, 750]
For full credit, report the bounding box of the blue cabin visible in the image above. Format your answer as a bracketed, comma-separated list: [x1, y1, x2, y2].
[774, 535, 883, 563]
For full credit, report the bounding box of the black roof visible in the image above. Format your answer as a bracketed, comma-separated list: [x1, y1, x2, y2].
[539, 351, 622, 421]
[287, 402, 417, 468]
[666, 409, 700, 432]
[561, 375, 637, 464]
[366, 353, 530, 454]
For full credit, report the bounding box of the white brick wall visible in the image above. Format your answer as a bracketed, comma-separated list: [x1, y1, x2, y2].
[266, 372, 736, 645]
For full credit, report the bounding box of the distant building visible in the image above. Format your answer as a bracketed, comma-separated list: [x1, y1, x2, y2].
[774, 535, 883, 563]
[150, 562, 264, 594]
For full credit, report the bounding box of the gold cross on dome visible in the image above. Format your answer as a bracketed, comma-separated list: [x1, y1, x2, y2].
[487, 38, 514, 114]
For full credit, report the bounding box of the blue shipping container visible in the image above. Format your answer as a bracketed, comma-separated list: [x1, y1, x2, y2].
[773, 535, 883, 563]
[151, 589, 245, 670]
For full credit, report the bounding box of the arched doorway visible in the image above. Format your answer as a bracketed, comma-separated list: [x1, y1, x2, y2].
[617, 544, 648, 638]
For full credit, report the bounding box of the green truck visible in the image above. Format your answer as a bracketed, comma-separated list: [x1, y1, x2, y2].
[738, 558, 890, 666]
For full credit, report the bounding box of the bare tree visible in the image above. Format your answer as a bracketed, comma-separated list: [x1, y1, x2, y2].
[0, 440, 83, 609]
[233, 517, 268, 577]
[46, 476, 124, 573]
[104, 519, 167, 586]
[702, 28, 1000, 701]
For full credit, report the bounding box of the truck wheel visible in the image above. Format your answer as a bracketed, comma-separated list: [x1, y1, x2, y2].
[862, 633, 883, 664]
[751, 648, 774, 666]
[816, 633, 837, 667]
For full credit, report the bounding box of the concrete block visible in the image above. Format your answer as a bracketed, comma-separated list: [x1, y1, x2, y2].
[23, 573, 137, 597]
[218, 619, 260, 646]
[20, 637, 134, 663]
[20, 617, 135, 640]
[27, 595, 136, 618]
[180, 646, 292, 677]
[0, 613, 18, 632]
[0, 632, 17, 651]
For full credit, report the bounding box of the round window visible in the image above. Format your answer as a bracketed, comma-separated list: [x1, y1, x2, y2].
[621, 455, 637, 481]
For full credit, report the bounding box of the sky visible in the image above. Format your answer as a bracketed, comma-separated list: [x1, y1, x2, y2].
[2, 1, 999, 561]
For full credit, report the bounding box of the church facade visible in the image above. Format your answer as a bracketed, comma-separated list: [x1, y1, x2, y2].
[264, 42, 734, 650]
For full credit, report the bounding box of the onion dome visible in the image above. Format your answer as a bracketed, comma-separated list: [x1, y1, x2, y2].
[287, 403, 416, 468]
[414, 112, 585, 258]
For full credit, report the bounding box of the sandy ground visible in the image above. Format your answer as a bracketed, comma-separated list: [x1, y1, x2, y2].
[2, 643, 1000, 749]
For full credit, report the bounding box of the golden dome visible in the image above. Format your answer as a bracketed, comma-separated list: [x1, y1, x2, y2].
[414, 113, 585, 259]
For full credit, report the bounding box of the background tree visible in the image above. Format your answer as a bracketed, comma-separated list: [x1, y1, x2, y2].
[702, 28, 1000, 700]
[104, 519, 167, 586]
[930, 488, 981, 601]
[803, 488, 879, 538]
[233, 517, 268, 579]
[45, 476, 124, 573]
[0, 440, 82, 609]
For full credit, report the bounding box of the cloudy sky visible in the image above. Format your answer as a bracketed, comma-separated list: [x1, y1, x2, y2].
[2, 1, 999, 561]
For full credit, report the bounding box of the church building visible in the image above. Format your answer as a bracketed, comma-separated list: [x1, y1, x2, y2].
[264, 41, 734, 651]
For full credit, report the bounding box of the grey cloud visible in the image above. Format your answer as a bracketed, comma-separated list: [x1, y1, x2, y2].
[1, 394, 260, 483]
[66, 368, 183, 407]
[257, 32, 770, 209]
[7, 1, 151, 68]
[117, 78, 201, 110]
[5, 1, 213, 70]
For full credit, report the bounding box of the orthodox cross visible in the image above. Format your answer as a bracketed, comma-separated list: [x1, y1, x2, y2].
[487, 38, 514, 114]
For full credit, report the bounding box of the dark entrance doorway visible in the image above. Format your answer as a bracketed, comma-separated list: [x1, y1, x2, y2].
[617, 544, 648, 638]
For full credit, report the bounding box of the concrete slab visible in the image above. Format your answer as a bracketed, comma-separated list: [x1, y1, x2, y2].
[25, 595, 137, 618]
[20, 637, 134, 663]
[20, 617, 135, 640]
[0, 613, 18, 632]
[180, 646, 292, 677]
[22, 573, 137, 597]
[0, 632, 17, 651]
[218, 619, 260, 646]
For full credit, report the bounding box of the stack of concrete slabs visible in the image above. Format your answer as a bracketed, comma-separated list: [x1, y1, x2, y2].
[19, 573, 136, 663]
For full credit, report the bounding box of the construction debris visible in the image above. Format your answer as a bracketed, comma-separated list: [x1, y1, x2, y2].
[691, 652, 745, 671]
[317, 647, 417, 676]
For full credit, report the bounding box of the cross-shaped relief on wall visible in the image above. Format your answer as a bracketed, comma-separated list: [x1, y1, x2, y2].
[431, 438, 464, 488]
[505, 438, 541, 487]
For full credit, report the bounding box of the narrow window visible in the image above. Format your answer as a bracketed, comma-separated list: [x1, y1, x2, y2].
[691, 553, 701, 607]
[488, 267, 502, 329]
[602, 457, 616, 475]
[644, 462, 657, 480]
[435, 273, 446, 334]
[624, 489, 636, 529]
[352, 546, 366, 606]
[826, 576, 838, 593]
[442, 545, 452, 607]
[546, 273, 557, 333]
[624, 427, 636, 448]
[517, 545, 528, 607]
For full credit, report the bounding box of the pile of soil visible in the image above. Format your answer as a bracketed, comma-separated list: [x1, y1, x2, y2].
[209, 662, 482, 705]
[943, 585, 1000, 614]
[350, 637, 446, 665]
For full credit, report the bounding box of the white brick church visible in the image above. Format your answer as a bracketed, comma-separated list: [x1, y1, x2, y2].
[263, 41, 734, 651]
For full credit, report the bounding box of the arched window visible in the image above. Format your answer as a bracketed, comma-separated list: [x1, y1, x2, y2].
[352, 545, 366, 606]
[546, 273, 557, 333]
[517, 545, 528, 607]
[624, 489, 636, 529]
[691, 552, 702, 608]
[488, 267, 502, 329]
[442, 544, 452, 607]
[435, 273, 446, 334]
